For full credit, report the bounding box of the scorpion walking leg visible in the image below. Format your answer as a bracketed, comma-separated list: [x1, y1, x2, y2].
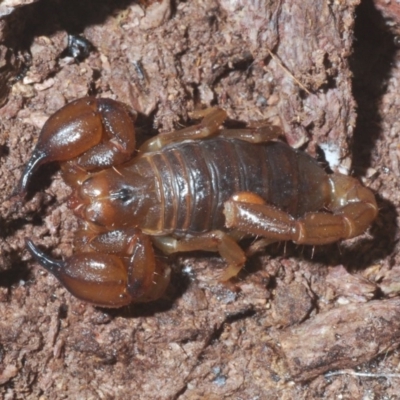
[219, 124, 281, 143]
[139, 108, 228, 152]
[153, 230, 246, 280]
[195, 108, 282, 144]
[25, 228, 170, 307]
[224, 181, 377, 245]
[139, 107, 281, 152]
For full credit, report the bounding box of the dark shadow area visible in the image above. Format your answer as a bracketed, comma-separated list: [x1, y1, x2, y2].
[208, 52, 254, 88]
[350, 0, 397, 175]
[0, 250, 32, 288]
[347, 0, 399, 267]
[7, 0, 138, 49]
[99, 297, 174, 319]
[0, 214, 44, 239]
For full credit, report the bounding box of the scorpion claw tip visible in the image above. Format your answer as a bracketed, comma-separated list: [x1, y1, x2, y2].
[25, 238, 65, 274]
[15, 150, 48, 198]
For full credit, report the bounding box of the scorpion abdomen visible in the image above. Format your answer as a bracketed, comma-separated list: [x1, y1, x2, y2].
[137, 139, 331, 235]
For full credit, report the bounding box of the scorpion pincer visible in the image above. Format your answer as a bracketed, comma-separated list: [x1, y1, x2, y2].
[13, 97, 378, 307]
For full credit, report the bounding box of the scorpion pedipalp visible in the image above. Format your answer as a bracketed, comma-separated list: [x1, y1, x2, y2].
[26, 238, 132, 307]
[25, 228, 171, 307]
[14, 97, 137, 197]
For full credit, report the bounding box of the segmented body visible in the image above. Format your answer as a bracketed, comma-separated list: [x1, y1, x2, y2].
[134, 139, 330, 236]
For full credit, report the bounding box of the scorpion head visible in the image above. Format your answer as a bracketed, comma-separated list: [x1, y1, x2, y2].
[70, 167, 156, 230]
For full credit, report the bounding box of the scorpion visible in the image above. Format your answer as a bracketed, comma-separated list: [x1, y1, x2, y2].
[13, 97, 378, 307]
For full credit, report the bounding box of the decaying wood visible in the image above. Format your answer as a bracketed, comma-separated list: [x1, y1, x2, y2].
[1, 0, 400, 398]
[279, 299, 400, 381]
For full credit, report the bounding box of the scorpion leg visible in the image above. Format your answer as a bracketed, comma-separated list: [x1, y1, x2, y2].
[153, 230, 246, 280]
[224, 179, 377, 245]
[14, 97, 136, 196]
[25, 228, 170, 307]
[246, 238, 277, 256]
[140, 108, 282, 152]
[192, 107, 282, 143]
[139, 108, 228, 152]
[219, 125, 281, 143]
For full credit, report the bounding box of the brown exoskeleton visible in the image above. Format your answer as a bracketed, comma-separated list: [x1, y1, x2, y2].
[14, 98, 378, 307]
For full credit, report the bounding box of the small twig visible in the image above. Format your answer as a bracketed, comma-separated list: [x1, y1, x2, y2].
[266, 47, 311, 95]
[325, 369, 400, 379]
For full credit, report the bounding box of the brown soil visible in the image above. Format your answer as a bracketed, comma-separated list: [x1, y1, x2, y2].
[1, 0, 400, 398]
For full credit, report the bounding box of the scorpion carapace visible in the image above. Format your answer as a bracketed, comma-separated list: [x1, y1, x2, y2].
[14, 97, 378, 307]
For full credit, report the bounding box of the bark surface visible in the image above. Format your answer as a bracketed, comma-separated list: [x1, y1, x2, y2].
[1, 0, 400, 398]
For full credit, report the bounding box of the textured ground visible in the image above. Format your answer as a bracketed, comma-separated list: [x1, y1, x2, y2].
[1, 0, 400, 399]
